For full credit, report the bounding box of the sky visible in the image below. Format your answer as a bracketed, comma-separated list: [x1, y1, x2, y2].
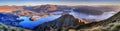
[0, 0, 120, 6]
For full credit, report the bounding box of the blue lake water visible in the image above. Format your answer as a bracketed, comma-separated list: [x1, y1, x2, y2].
[17, 15, 61, 29]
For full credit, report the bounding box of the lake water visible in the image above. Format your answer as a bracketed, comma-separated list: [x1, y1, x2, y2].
[17, 15, 61, 29]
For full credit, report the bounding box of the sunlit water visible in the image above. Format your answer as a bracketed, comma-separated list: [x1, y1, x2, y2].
[17, 15, 61, 29]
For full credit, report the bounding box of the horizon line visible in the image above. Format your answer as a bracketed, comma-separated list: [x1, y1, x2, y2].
[0, 4, 120, 6]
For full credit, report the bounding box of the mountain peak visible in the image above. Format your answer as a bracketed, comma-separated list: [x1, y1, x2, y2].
[59, 14, 76, 19]
[33, 14, 88, 31]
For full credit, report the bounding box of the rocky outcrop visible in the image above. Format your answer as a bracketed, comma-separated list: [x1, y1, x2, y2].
[33, 14, 88, 31]
[29, 16, 39, 21]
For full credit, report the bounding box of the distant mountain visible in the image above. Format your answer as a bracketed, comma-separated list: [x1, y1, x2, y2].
[0, 5, 120, 26]
[33, 14, 89, 31]
[0, 5, 23, 12]
[1, 5, 119, 17]
[73, 6, 120, 15]
[10, 5, 120, 20]
[12, 5, 72, 16]
[73, 7, 104, 15]
[0, 5, 120, 31]
[23, 5, 58, 13]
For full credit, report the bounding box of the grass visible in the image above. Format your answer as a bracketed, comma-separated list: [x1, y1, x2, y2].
[110, 23, 120, 31]
[0, 22, 31, 31]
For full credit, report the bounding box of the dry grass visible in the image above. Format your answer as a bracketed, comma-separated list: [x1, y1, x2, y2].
[0, 23, 31, 31]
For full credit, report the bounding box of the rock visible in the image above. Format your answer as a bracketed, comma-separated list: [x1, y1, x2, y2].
[29, 16, 40, 21]
[29, 17, 39, 21]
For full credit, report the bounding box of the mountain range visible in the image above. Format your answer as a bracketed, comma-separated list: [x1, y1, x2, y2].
[0, 5, 120, 31]
[0, 11, 120, 31]
[33, 11, 120, 31]
[0, 5, 120, 21]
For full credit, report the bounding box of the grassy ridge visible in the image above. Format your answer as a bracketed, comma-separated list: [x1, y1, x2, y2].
[0, 23, 31, 31]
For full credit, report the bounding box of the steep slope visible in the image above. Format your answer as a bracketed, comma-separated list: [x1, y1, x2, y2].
[76, 11, 120, 31]
[0, 22, 31, 31]
[33, 11, 120, 31]
[33, 14, 88, 31]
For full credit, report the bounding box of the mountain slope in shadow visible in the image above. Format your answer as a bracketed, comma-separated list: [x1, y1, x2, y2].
[33, 14, 89, 31]
[33, 11, 120, 31]
[76, 11, 120, 31]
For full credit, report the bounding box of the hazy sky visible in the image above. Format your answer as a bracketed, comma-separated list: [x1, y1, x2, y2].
[0, 0, 120, 6]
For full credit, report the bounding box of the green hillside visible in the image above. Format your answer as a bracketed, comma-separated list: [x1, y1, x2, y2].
[0, 22, 31, 31]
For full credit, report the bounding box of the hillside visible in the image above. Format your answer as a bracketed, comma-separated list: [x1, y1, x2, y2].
[0, 22, 31, 31]
[0, 5, 23, 12]
[0, 5, 120, 31]
[33, 14, 88, 31]
[75, 11, 120, 31]
[33, 11, 120, 31]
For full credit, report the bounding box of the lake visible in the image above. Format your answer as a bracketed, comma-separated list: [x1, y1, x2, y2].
[17, 15, 61, 29]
